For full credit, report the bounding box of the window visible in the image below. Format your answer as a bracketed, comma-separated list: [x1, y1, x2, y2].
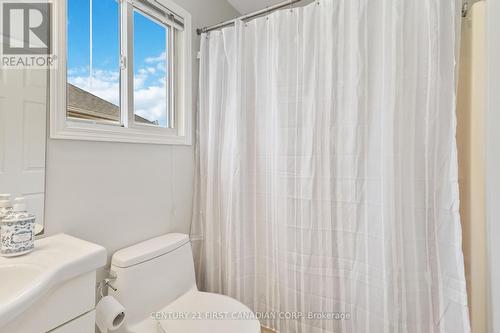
[50, 0, 192, 145]
[67, 0, 121, 124]
[133, 8, 171, 128]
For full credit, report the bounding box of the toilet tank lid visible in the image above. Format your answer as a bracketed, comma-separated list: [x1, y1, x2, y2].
[111, 233, 190, 268]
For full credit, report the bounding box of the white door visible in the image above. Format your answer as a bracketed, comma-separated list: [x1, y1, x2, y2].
[0, 68, 47, 227]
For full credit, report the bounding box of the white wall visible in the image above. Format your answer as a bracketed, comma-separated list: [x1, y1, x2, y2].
[44, 0, 238, 261]
[227, 0, 282, 14]
[486, 0, 500, 331]
[227, 0, 315, 16]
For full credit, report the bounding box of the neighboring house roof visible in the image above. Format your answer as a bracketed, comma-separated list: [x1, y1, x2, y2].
[67, 83, 156, 125]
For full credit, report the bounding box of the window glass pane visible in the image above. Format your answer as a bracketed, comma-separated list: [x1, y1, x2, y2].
[67, 0, 120, 123]
[133, 9, 169, 128]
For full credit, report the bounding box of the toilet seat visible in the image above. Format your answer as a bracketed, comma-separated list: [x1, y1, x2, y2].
[156, 291, 261, 333]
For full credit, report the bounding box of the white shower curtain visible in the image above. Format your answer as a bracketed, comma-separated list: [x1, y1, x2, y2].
[192, 0, 470, 332]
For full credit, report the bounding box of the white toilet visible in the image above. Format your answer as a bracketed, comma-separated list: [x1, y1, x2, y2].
[108, 233, 261, 333]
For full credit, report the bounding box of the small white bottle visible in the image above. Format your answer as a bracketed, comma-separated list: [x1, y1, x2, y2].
[0, 197, 36, 257]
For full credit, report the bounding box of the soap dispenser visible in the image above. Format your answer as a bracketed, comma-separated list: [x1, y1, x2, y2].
[0, 197, 36, 257]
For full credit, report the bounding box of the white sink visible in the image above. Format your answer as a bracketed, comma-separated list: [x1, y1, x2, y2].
[0, 263, 44, 301]
[0, 234, 106, 331]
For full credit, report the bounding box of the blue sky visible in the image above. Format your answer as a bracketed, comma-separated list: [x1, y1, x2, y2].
[67, 0, 168, 126]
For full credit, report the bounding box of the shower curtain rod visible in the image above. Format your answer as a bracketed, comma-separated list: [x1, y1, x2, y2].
[196, 0, 304, 35]
[198, 0, 469, 35]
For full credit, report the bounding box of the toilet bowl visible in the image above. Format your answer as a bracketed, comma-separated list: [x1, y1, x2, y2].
[107, 233, 260, 333]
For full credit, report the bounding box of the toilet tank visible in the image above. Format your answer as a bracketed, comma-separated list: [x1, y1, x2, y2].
[109, 233, 197, 328]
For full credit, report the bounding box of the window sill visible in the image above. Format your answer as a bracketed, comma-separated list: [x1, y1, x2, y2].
[50, 120, 192, 145]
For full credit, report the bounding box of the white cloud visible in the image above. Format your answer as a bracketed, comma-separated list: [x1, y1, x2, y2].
[67, 66, 88, 76]
[156, 62, 166, 72]
[134, 82, 167, 125]
[69, 69, 120, 106]
[145, 52, 166, 64]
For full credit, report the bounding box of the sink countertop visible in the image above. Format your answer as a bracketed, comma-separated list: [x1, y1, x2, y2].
[0, 234, 107, 328]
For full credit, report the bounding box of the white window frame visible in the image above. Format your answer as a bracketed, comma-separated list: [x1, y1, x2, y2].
[50, 0, 192, 145]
